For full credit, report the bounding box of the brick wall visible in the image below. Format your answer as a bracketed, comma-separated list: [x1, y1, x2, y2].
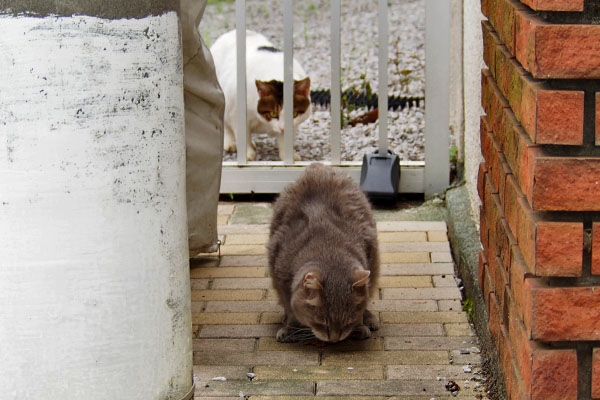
[478, 1, 600, 399]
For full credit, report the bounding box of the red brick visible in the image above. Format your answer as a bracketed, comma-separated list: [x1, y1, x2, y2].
[532, 285, 600, 341]
[509, 248, 534, 332]
[478, 163, 487, 203]
[481, 25, 584, 145]
[516, 11, 600, 79]
[520, 0, 583, 11]
[482, 21, 497, 71]
[493, 256, 509, 318]
[479, 251, 488, 296]
[486, 0, 527, 54]
[489, 293, 501, 345]
[532, 157, 600, 211]
[535, 90, 584, 145]
[480, 205, 489, 250]
[597, 93, 600, 146]
[593, 223, 600, 276]
[593, 348, 600, 399]
[531, 349, 578, 400]
[509, 362, 529, 400]
[536, 222, 583, 277]
[507, 291, 578, 400]
[498, 323, 512, 394]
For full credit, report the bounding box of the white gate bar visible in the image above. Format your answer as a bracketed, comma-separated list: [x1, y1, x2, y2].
[236, 0, 247, 164]
[330, 0, 342, 164]
[221, 161, 425, 194]
[424, 0, 450, 196]
[283, 0, 294, 164]
[377, 0, 389, 155]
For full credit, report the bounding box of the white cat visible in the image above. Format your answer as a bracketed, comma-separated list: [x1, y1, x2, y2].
[210, 30, 311, 161]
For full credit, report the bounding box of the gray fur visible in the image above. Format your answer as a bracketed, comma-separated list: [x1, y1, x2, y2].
[267, 163, 380, 342]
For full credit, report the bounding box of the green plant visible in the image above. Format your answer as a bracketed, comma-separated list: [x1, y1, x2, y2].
[449, 145, 458, 164]
[463, 298, 474, 321]
[228, 193, 234, 200]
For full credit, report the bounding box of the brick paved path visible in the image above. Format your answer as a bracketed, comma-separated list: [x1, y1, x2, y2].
[192, 203, 489, 399]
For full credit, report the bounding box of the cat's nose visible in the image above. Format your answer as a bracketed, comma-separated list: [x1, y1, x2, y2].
[328, 331, 340, 343]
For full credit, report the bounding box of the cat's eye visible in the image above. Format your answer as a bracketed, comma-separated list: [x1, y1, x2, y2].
[293, 111, 299, 118]
[270, 111, 278, 119]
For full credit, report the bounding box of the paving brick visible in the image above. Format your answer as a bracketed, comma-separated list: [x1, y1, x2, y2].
[451, 350, 483, 365]
[190, 267, 267, 279]
[385, 336, 477, 351]
[321, 350, 449, 366]
[432, 275, 458, 287]
[427, 231, 448, 242]
[368, 299, 437, 312]
[212, 278, 272, 290]
[196, 381, 314, 397]
[383, 287, 461, 300]
[380, 242, 450, 252]
[193, 339, 256, 352]
[197, 324, 279, 338]
[193, 312, 259, 325]
[225, 234, 269, 245]
[386, 364, 476, 380]
[205, 301, 283, 313]
[376, 221, 447, 232]
[380, 253, 430, 264]
[378, 231, 427, 242]
[431, 252, 453, 263]
[266, 290, 279, 301]
[219, 245, 266, 256]
[218, 255, 268, 267]
[247, 397, 387, 400]
[380, 263, 454, 276]
[260, 312, 284, 325]
[229, 203, 273, 225]
[381, 312, 468, 324]
[444, 323, 475, 337]
[192, 290, 265, 302]
[217, 203, 235, 215]
[375, 323, 445, 337]
[315, 380, 452, 397]
[437, 300, 463, 312]
[258, 337, 383, 352]
[377, 276, 431, 288]
[218, 224, 270, 234]
[190, 256, 220, 267]
[193, 365, 250, 382]
[191, 279, 210, 290]
[194, 351, 319, 366]
[253, 365, 383, 381]
[217, 215, 230, 226]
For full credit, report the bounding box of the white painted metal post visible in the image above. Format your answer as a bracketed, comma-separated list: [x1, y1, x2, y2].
[236, 0, 248, 164]
[378, 0, 389, 155]
[283, 0, 295, 164]
[424, 0, 451, 196]
[330, 0, 342, 164]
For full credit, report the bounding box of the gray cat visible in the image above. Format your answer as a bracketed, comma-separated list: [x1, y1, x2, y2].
[267, 163, 380, 343]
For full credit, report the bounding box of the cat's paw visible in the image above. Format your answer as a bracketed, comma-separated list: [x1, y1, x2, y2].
[247, 147, 257, 161]
[276, 326, 292, 342]
[352, 324, 372, 340]
[363, 310, 380, 331]
[223, 138, 237, 153]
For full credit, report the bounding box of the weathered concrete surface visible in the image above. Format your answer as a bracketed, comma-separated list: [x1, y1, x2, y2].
[445, 185, 507, 400]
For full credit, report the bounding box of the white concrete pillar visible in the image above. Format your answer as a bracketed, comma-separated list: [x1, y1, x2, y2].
[0, 2, 193, 399]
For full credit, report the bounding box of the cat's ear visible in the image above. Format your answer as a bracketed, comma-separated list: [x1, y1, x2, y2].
[352, 269, 370, 289]
[294, 77, 311, 97]
[256, 80, 273, 98]
[303, 272, 322, 290]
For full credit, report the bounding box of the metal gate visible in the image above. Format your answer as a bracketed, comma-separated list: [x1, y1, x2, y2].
[219, 0, 450, 197]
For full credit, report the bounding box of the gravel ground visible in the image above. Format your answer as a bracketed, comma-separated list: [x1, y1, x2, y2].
[201, 0, 428, 162]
